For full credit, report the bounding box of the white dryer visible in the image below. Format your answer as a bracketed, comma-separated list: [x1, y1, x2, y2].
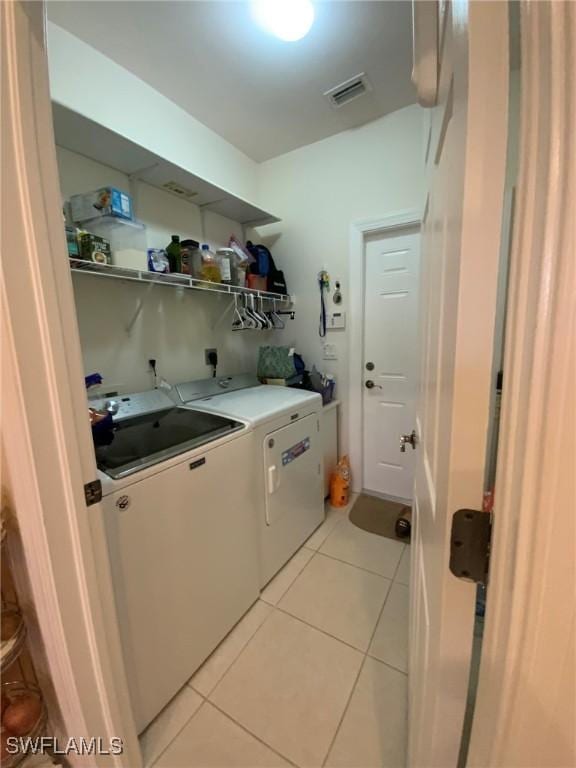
[175, 376, 325, 586]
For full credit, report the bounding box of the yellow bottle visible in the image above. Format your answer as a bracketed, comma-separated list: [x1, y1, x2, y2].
[200, 244, 221, 283]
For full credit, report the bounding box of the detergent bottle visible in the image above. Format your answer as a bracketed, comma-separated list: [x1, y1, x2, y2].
[330, 455, 351, 508]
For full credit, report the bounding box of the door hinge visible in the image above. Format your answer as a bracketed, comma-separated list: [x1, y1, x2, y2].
[84, 479, 102, 506]
[449, 508, 492, 586]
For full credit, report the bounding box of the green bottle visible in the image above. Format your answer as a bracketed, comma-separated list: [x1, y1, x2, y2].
[166, 235, 182, 273]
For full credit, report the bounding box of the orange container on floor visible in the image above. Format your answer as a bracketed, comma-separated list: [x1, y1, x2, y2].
[330, 455, 351, 507]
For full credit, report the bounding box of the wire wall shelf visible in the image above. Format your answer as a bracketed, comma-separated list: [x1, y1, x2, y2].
[69, 258, 292, 304]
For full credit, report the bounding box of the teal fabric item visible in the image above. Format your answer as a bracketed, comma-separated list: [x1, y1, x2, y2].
[257, 346, 297, 379]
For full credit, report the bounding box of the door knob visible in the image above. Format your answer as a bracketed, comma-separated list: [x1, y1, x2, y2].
[365, 380, 382, 390]
[400, 430, 417, 452]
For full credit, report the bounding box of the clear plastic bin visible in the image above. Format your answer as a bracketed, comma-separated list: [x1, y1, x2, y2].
[81, 215, 148, 270]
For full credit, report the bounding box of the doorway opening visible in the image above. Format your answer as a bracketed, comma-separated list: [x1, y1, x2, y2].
[5, 0, 548, 765]
[348, 212, 421, 510]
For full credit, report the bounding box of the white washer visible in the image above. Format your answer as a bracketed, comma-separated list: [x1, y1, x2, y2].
[175, 376, 325, 586]
[90, 389, 260, 733]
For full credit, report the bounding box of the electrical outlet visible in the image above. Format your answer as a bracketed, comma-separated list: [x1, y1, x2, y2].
[205, 348, 218, 366]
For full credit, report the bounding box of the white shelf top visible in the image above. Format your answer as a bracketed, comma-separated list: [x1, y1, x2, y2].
[69, 258, 292, 303]
[53, 103, 280, 227]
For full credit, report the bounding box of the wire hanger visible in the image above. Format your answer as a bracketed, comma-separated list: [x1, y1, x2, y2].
[258, 296, 273, 329]
[269, 298, 284, 329]
[243, 294, 260, 329]
[231, 294, 245, 331]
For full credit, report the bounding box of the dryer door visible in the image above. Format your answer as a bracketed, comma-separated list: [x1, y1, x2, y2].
[264, 410, 323, 521]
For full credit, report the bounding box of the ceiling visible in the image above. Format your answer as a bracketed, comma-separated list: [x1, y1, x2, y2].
[47, 1, 416, 162]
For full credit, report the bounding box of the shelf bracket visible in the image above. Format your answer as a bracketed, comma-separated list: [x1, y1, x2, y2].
[127, 162, 161, 182]
[125, 283, 154, 334]
[212, 297, 235, 330]
[128, 163, 161, 211]
[198, 198, 227, 209]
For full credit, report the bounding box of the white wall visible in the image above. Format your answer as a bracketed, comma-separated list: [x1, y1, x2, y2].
[56, 146, 246, 252]
[57, 147, 279, 393]
[50, 24, 426, 434]
[48, 22, 258, 204]
[53, 22, 426, 415]
[256, 105, 426, 454]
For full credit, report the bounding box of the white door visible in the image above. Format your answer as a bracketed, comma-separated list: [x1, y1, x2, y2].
[409, 2, 510, 766]
[363, 230, 420, 501]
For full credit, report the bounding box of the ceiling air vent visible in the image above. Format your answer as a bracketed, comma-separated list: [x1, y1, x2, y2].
[324, 73, 372, 109]
[162, 181, 199, 201]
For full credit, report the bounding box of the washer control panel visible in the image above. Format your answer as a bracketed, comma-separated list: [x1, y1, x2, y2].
[90, 389, 174, 421]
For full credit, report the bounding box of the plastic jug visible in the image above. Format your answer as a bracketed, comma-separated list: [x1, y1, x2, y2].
[330, 455, 351, 508]
[199, 244, 221, 283]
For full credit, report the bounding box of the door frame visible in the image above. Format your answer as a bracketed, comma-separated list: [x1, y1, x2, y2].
[467, 2, 575, 764]
[3, 1, 573, 766]
[2, 2, 141, 765]
[347, 210, 422, 495]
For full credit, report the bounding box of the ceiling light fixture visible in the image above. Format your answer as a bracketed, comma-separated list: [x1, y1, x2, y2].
[250, 0, 315, 42]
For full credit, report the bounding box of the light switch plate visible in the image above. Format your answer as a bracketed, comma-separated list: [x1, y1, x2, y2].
[323, 343, 338, 360]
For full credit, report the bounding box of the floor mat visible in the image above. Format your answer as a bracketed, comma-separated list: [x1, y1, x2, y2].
[348, 493, 411, 542]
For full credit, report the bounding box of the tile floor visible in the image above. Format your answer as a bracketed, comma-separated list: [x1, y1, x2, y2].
[141, 496, 410, 768]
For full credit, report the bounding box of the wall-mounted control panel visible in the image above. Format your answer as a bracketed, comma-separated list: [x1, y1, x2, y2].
[327, 311, 346, 330]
